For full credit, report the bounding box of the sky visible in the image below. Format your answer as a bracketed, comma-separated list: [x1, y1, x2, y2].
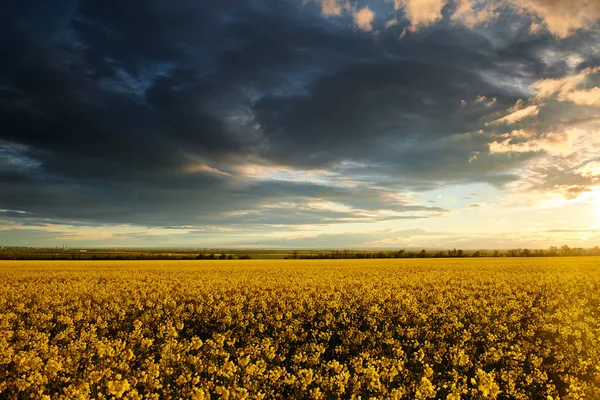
[1, 0, 600, 249]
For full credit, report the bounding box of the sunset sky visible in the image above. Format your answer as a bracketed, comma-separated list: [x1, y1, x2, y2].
[2, 0, 600, 248]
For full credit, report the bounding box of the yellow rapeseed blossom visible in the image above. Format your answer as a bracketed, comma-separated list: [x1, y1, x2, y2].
[0, 258, 599, 398]
[106, 375, 130, 398]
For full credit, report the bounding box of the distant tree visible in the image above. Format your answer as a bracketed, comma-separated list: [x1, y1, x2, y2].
[560, 245, 571, 256]
[571, 247, 585, 256]
[457, 249, 464, 257]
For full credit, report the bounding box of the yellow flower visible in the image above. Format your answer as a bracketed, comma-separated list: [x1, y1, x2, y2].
[107, 375, 131, 398]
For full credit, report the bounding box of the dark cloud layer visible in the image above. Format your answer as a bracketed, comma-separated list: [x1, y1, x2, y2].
[1, 0, 599, 236]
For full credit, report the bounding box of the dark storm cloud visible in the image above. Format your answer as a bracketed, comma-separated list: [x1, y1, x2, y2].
[0, 173, 446, 227]
[1, 0, 598, 231]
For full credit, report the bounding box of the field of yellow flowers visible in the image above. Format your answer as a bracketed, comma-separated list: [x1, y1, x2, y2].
[1, 258, 599, 399]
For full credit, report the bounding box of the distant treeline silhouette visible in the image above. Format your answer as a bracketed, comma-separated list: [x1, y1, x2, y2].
[284, 245, 600, 259]
[0, 252, 253, 260]
[1, 245, 599, 260]
[195, 253, 252, 260]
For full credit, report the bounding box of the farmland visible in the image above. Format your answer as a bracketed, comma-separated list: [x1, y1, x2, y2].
[1, 258, 599, 399]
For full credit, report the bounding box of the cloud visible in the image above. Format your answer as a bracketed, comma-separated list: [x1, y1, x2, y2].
[385, 17, 400, 29]
[487, 116, 600, 201]
[565, 87, 600, 106]
[530, 67, 600, 101]
[483, 69, 600, 198]
[4, 0, 482, 232]
[353, 6, 375, 31]
[313, 0, 600, 40]
[487, 105, 539, 125]
[315, 0, 344, 16]
[451, 0, 499, 28]
[574, 161, 600, 179]
[181, 163, 233, 178]
[507, 99, 525, 113]
[2, 0, 600, 247]
[468, 151, 479, 163]
[545, 228, 600, 233]
[310, 0, 600, 40]
[489, 129, 585, 156]
[400, 0, 447, 30]
[554, 184, 592, 200]
[507, 129, 537, 139]
[475, 95, 497, 107]
[506, 0, 600, 38]
[454, 0, 600, 38]
[528, 22, 542, 34]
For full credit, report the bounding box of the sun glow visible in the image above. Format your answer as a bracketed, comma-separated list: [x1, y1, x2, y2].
[588, 187, 600, 224]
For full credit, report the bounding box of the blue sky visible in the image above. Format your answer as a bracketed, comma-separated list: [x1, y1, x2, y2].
[1, 0, 600, 248]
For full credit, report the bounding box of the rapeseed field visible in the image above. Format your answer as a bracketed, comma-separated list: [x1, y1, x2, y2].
[1, 258, 599, 399]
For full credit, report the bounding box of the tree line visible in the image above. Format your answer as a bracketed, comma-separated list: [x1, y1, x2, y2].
[285, 245, 600, 259]
[1, 245, 599, 260]
[195, 253, 252, 260]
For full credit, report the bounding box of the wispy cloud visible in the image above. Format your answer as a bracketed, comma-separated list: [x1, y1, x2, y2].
[181, 163, 233, 177]
[487, 105, 539, 125]
[489, 129, 585, 156]
[530, 67, 600, 102]
[574, 161, 600, 179]
[451, 0, 499, 28]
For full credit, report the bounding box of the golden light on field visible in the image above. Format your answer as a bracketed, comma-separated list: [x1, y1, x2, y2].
[3, 1, 600, 398]
[1, 259, 600, 399]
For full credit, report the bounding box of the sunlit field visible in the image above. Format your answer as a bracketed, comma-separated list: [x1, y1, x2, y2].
[1, 258, 599, 399]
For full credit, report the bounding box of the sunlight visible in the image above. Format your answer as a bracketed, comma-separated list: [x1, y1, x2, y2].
[589, 188, 600, 224]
